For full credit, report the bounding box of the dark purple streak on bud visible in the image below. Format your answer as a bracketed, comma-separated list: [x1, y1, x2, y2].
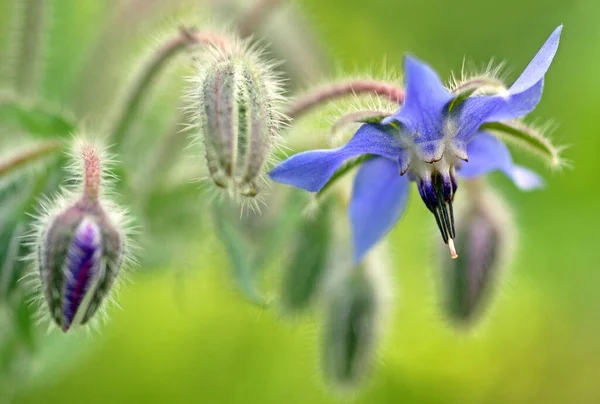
[62, 218, 102, 332]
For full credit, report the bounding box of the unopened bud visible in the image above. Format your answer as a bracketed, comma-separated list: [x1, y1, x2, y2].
[189, 40, 285, 200]
[438, 183, 514, 327]
[322, 249, 390, 389]
[280, 196, 333, 313]
[33, 139, 131, 332]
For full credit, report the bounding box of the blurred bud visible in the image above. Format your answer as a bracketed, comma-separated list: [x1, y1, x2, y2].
[33, 139, 131, 332]
[439, 183, 515, 327]
[189, 40, 285, 200]
[322, 250, 390, 389]
[280, 197, 333, 313]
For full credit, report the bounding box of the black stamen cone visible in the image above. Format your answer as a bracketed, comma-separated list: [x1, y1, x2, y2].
[418, 173, 457, 244]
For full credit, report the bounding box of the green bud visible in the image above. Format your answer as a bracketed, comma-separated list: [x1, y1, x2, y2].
[321, 252, 390, 389]
[190, 40, 285, 200]
[280, 197, 333, 313]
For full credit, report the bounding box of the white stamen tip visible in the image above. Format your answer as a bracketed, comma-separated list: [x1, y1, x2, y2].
[448, 238, 458, 260]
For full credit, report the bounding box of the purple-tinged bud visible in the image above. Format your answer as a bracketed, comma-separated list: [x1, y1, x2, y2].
[61, 217, 102, 331]
[438, 183, 514, 328]
[189, 40, 285, 200]
[33, 139, 130, 332]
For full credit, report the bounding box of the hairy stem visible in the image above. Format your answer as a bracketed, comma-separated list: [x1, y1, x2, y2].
[480, 121, 562, 168]
[449, 77, 506, 112]
[109, 27, 229, 150]
[286, 80, 404, 119]
[80, 143, 102, 202]
[14, 0, 48, 95]
[237, 0, 284, 38]
[0, 140, 62, 179]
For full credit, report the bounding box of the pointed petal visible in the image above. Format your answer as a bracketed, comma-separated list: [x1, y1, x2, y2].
[402, 55, 453, 116]
[457, 132, 544, 190]
[455, 26, 562, 140]
[349, 156, 411, 262]
[382, 55, 453, 139]
[269, 124, 404, 192]
[510, 25, 562, 94]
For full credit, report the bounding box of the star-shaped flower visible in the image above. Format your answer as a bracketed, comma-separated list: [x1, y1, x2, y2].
[270, 26, 562, 262]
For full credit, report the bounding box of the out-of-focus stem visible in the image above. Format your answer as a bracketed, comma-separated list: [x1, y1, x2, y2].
[0, 140, 62, 179]
[109, 28, 229, 150]
[237, 0, 284, 38]
[286, 80, 404, 119]
[14, 0, 47, 95]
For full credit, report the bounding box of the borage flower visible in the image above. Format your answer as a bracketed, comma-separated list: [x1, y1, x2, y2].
[270, 26, 562, 262]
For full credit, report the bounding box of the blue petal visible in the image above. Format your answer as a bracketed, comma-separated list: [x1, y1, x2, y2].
[510, 25, 562, 94]
[349, 156, 411, 262]
[269, 124, 404, 192]
[383, 55, 453, 140]
[455, 26, 562, 140]
[457, 132, 544, 190]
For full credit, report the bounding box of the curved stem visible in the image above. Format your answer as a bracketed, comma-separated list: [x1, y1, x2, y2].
[237, 0, 284, 38]
[449, 77, 505, 112]
[286, 80, 404, 119]
[0, 140, 62, 179]
[109, 27, 229, 150]
[480, 121, 563, 168]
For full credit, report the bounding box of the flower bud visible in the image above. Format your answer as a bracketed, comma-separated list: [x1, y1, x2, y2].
[189, 40, 285, 200]
[321, 249, 390, 389]
[32, 139, 131, 332]
[438, 184, 514, 327]
[280, 197, 333, 313]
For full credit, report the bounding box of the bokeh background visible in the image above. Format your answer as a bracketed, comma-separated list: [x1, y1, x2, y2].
[1, 0, 599, 403]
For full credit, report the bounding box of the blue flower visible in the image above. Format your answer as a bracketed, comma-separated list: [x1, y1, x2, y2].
[270, 26, 562, 263]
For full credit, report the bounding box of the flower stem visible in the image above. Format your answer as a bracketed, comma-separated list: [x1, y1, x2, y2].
[0, 140, 62, 179]
[80, 143, 102, 202]
[14, 0, 48, 95]
[286, 80, 404, 119]
[448, 77, 505, 112]
[480, 121, 562, 168]
[109, 27, 229, 151]
[237, 0, 284, 38]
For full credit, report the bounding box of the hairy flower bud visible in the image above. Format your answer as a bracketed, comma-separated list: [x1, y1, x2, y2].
[322, 249, 390, 389]
[31, 139, 132, 332]
[280, 197, 333, 313]
[438, 183, 514, 327]
[189, 40, 285, 200]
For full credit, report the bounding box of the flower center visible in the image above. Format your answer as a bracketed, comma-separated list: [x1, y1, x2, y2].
[417, 168, 459, 259]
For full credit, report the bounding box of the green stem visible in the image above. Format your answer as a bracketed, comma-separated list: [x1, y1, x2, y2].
[448, 77, 505, 112]
[14, 0, 48, 95]
[480, 121, 562, 168]
[0, 140, 63, 179]
[109, 28, 228, 151]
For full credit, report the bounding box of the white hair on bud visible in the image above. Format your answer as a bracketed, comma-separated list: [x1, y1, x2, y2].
[184, 32, 288, 208]
[23, 135, 137, 333]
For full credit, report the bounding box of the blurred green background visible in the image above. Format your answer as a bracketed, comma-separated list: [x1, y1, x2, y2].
[1, 0, 599, 403]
